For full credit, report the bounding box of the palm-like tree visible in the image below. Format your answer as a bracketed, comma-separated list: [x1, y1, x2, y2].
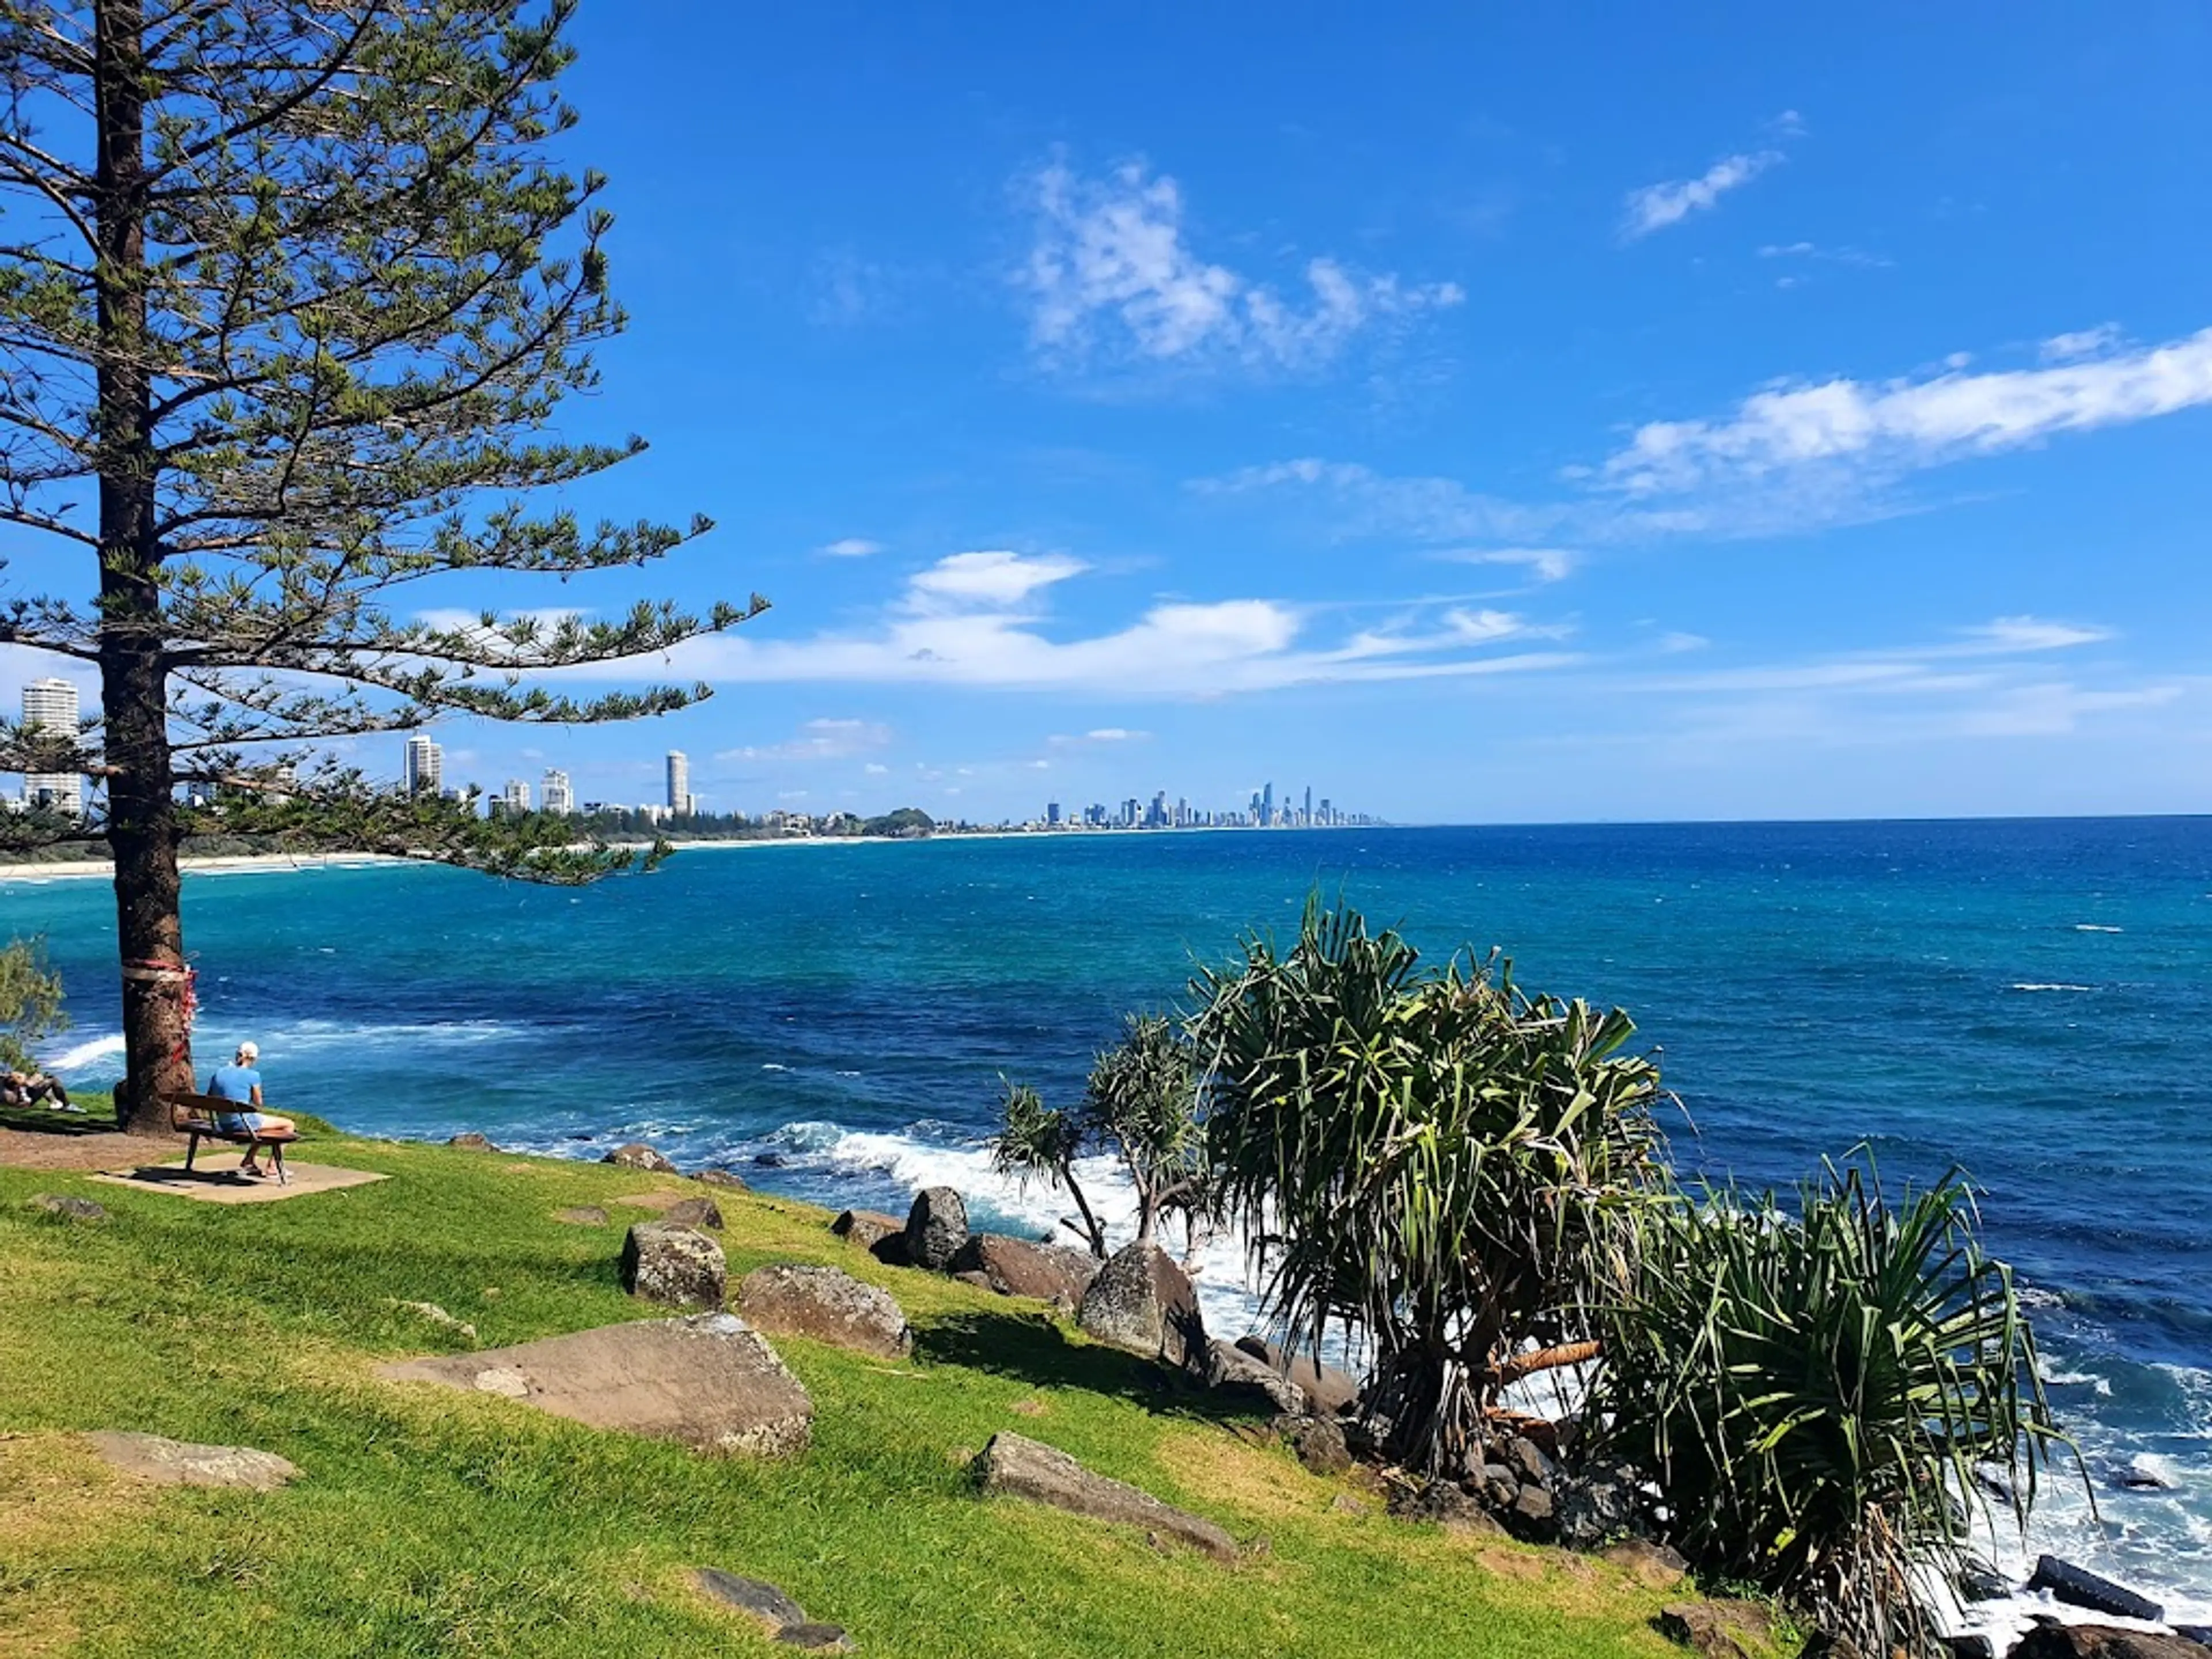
[1195, 900, 1670, 1476]
[1593, 1162, 2069, 1658]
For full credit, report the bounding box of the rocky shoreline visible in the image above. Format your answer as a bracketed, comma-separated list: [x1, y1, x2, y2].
[558, 1135, 2212, 1659]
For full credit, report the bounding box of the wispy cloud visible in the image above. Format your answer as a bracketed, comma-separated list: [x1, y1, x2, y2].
[1019, 158, 1463, 374]
[1435, 547, 1578, 583]
[1620, 118, 1799, 241]
[817, 537, 884, 559]
[719, 718, 893, 763]
[1600, 325, 2212, 498]
[1757, 241, 1892, 270]
[557, 549, 1574, 698]
[2041, 323, 2124, 363]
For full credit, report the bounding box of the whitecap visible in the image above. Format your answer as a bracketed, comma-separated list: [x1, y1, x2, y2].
[760, 1062, 789, 1072]
[41, 1032, 127, 1072]
[2074, 924, 2124, 933]
[2011, 983, 2096, 994]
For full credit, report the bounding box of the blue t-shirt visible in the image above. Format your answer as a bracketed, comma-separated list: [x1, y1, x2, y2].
[207, 1064, 261, 1104]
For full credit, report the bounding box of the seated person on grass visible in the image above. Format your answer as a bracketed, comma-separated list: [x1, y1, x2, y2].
[2, 1068, 74, 1111]
[206, 1041, 294, 1179]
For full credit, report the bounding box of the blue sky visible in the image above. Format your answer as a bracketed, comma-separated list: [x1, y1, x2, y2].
[9, 2, 2212, 823]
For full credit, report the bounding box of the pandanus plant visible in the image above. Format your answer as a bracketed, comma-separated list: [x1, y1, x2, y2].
[1194, 900, 1671, 1477]
[1592, 1161, 2070, 1657]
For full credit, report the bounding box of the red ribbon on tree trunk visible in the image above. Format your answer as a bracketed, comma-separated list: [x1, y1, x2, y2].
[121, 959, 198, 1066]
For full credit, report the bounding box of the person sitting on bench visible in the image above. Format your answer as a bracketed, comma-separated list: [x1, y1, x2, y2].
[206, 1041, 293, 1179]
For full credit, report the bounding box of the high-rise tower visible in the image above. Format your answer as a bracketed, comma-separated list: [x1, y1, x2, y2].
[666, 750, 691, 815]
[403, 733, 442, 796]
[20, 677, 83, 816]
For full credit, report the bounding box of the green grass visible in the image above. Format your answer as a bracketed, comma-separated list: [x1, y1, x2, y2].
[0, 1134, 1730, 1658]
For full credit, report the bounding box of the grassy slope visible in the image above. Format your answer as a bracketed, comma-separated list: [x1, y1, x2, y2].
[0, 1133, 1719, 1659]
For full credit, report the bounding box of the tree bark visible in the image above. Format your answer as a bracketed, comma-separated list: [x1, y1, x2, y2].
[92, 0, 188, 1134]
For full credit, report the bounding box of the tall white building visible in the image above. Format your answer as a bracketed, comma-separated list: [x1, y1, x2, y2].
[21, 677, 83, 816]
[500, 778, 531, 813]
[540, 768, 573, 815]
[665, 750, 690, 815]
[403, 733, 442, 796]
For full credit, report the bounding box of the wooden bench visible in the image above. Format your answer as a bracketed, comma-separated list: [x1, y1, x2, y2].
[165, 1092, 300, 1185]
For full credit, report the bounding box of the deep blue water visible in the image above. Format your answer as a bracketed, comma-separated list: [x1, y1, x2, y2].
[5, 819, 2209, 1615]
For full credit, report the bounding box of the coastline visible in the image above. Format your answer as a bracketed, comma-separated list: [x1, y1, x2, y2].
[0, 822, 1332, 884]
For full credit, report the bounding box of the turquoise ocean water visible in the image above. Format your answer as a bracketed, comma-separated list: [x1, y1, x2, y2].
[5, 818, 2208, 1620]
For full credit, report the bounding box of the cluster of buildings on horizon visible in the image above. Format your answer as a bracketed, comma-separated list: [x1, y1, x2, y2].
[5, 698, 1373, 838]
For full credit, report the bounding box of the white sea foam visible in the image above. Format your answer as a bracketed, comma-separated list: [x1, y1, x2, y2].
[2074, 924, 2124, 933]
[2039, 1368, 2114, 1397]
[41, 1032, 126, 1072]
[2012, 983, 2096, 993]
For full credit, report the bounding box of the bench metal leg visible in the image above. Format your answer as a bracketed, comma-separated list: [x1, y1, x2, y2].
[185, 1132, 200, 1172]
[270, 1140, 287, 1186]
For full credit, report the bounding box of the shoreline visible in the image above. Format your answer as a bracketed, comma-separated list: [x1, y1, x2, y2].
[0, 823, 1343, 885]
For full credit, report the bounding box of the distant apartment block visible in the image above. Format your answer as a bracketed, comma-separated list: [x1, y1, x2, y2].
[20, 677, 83, 816]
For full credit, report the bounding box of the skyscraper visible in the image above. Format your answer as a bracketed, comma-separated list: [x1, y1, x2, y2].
[540, 768, 573, 815]
[665, 750, 689, 815]
[1304, 785, 1313, 825]
[501, 778, 531, 813]
[403, 733, 442, 796]
[20, 677, 83, 816]
[1262, 782, 1275, 826]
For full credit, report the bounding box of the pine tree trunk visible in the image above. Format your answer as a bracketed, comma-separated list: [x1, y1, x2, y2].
[92, 0, 188, 1134]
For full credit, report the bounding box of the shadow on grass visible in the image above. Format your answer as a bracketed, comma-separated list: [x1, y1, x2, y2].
[912, 1308, 1259, 1425]
[0, 1100, 115, 1138]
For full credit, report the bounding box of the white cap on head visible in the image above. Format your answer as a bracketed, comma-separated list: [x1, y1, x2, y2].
[236, 1041, 259, 1062]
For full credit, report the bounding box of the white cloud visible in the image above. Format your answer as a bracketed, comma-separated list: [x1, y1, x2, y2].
[1758, 241, 1892, 270]
[1195, 458, 1553, 544]
[1622, 149, 1782, 240]
[1021, 159, 1463, 373]
[1437, 547, 1577, 582]
[818, 537, 884, 559]
[719, 718, 893, 764]
[1601, 326, 2212, 497]
[1955, 616, 2112, 653]
[558, 549, 1574, 699]
[2041, 324, 2123, 363]
[906, 550, 1085, 609]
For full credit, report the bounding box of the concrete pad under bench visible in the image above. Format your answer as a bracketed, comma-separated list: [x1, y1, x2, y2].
[89, 1152, 387, 1203]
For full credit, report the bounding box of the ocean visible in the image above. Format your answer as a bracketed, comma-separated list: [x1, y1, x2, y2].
[6, 818, 2209, 1626]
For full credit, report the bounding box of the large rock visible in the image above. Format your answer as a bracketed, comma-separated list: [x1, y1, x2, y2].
[831, 1208, 903, 1249]
[738, 1263, 911, 1360]
[603, 1142, 678, 1173]
[1077, 1241, 1206, 1371]
[445, 1131, 497, 1151]
[2027, 1557, 2165, 1623]
[1201, 1338, 1308, 1415]
[691, 1569, 849, 1648]
[1232, 1335, 1362, 1415]
[973, 1431, 1236, 1561]
[381, 1313, 812, 1456]
[1656, 1603, 1775, 1659]
[694, 1168, 749, 1191]
[2009, 1629, 2207, 1659]
[952, 1233, 1100, 1304]
[84, 1431, 297, 1490]
[1603, 1536, 1689, 1590]
[904, 1186, 969, 1271]
[1557, 1457, 1646, 1548]
[661, 1196, 724, 1230]
[619, 1221, 726, 1309]
[1281, 1414, 1351, 1476]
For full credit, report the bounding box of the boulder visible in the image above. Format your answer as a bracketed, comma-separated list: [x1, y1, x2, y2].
[26, 1192, 105, 1221]
[1280, 1414, 1351, 1476]
[903, 1186, 969, 1271]
[1946, 1638, 1997, 1659]
[972, 1431, 1236, 1562]
[831, 1208, 903, 1251]
[694, 1168, 749, 1191]
[1656, 1603, 1775, 1659]
[554, 1206, 609, 1226]
[1557, 1457, 1646, 1548]
[445, 1132, 497, 1152]
[779, 1624, 854, 1652]
[381, 1313, 812, 1456]
[1509, 1482, 1558, 1541]
[661, 1196, 724, 1230]
[603, 1142, 677, 1173]
[1077, 1241, 1206, 1371]
[620, 1221, 726, 1309]
[1500, 1434, 1555, 1490]
[1472, 1461, 1520, 1512]
[951, 1233, 1101, 1304]
[2009, 1629, 2207, 1659]
[1201, 1339, 1309, 1415]
[2026, 1557, 2165, 1623]
[1957, 1561, 2016, 1603]
[738, 1264, 911, 1361]
[692, 1569, 847, 1646]
[1602, 1536, 1688, 1590]
[1388, 1479, 1503, 1534]
[1232, 1335, 1363, 1415]
[84, 1431, 297, 1491]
